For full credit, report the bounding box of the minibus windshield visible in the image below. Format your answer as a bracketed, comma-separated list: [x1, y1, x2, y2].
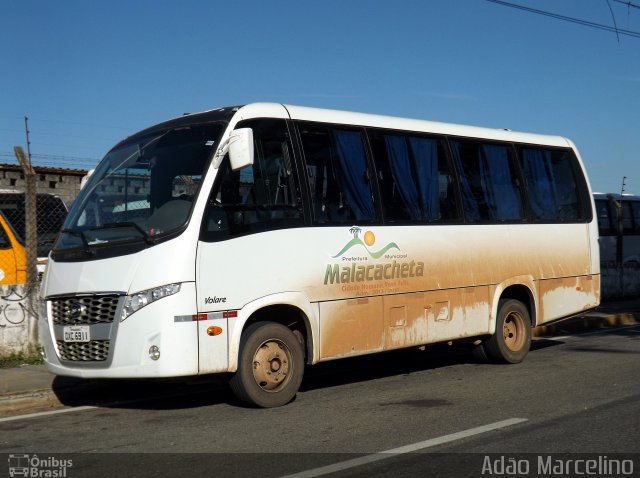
[53, 123, 223, 257]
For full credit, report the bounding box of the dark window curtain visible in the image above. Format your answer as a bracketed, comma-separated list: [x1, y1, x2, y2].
[450, 142, 480, 221]
[522, 149, 557, 219]
[384, 135, 421, 220]
[480, 145, 522, 220]
[333, 130, 375, 221]
[409, 137, 439, 221]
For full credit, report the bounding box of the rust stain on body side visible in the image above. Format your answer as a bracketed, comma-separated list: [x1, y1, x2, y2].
[319, 287, 492, 361]
[311, 223, 597, 362]
[539, 275, 600, 324]
[319, 297, 383, 359]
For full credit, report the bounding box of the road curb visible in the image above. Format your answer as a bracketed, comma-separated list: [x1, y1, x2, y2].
[534, 311, 639, 336]
[0, 388, 60, 416]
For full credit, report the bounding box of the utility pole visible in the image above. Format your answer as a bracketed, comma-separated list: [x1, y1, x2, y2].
[14, 146, 37, 288]
[621, 176, 627, 196]
[20, 117, 37, 291]
[14, 143, 39, 353]
[24, 116, 32, 163]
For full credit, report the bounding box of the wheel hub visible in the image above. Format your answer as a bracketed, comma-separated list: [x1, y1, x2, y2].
[252, 340, 291, 391]
[503, 312, 524, 352]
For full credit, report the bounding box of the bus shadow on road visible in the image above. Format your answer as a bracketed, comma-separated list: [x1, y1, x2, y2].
[300, 344, 479, 392]
[49, 338, 570, 411]
[530, 337, 566, 351]
[50, 374, 235, 411]
[300, 338, 567, 393]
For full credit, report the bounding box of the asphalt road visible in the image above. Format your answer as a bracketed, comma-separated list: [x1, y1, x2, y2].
[1, 324, 638, 477]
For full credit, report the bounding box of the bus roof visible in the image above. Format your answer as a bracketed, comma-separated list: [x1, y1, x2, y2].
[118, 102, 576, 151]
[280, 103, 573, 148]
[593, 192, 640, 200]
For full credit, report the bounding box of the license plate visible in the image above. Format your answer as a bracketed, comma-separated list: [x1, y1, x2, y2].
[63, 326, 90, 343]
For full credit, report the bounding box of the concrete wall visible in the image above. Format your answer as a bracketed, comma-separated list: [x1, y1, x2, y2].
[0, 166, 86, 205]
[0, 285, 38, 358]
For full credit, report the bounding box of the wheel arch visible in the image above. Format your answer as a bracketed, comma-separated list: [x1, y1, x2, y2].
[228, 292, 318, 372]
[491, 277, 538, 331]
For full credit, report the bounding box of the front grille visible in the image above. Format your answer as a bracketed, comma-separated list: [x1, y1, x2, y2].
[56, 340, 110, 362]
[51, 295, 121, 326]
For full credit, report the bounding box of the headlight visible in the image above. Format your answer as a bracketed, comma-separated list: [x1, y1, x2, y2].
[121, 283, 181, 321]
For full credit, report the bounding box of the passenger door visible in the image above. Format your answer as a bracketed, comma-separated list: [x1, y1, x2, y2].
[196, 118, 305, 373]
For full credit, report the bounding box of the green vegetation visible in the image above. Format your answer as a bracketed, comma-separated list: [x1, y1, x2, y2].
[0, 351, 44, 368]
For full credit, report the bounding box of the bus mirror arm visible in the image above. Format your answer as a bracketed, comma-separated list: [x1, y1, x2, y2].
[213, 141, 228, 168]
[213, 128, 254, 170]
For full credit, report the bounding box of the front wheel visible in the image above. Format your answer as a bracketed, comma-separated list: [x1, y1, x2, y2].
[484, 299, 531, 364]
[229, 321, 304, 408]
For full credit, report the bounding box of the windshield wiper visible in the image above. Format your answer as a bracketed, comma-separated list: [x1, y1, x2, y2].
[59, 228, 96, 256]
[94, 222, 156, 245]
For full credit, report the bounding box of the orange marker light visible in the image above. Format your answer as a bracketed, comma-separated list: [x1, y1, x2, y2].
[207, 326, 223, 336]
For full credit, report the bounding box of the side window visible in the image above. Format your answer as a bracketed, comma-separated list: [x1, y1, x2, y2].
[450, 140, 524, 222]
[201, 119, 303, 240]
[0, 221, 11, 249]
[0, 198, 23, 242]
[595, 199, 613, 235]
[519, 147, 588, 222]
[368, 130, 459, 223]
[298, 123, 377, 224]
[622, 201, 637, 234]
[631, 202, 640, 234]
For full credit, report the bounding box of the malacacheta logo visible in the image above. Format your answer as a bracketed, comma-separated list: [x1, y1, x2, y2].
[331, 226, 400, 259]
[324, 226, 425, 285]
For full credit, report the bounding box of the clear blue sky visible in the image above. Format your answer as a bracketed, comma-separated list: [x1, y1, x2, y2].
[1, 0, 639, 194]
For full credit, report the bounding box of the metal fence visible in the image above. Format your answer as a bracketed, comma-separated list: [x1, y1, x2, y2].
[0, 190, 68, 287]
[0, 148, 69, 292]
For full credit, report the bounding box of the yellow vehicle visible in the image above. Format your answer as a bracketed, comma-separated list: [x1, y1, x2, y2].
[0, 191, 69, 284]
[0, 211, 26, 284]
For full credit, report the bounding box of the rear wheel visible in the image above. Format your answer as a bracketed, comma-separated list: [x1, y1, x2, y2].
[484, 299, 531, 364]
[229, 321, 304, 408]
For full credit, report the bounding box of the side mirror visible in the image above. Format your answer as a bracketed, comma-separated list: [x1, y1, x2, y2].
[228, 128, 254, 170]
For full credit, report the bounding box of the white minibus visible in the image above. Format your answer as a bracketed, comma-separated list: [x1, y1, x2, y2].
[40, 103, 600, 407]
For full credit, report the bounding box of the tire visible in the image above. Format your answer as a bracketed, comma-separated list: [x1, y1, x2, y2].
[229, 321, 305, 408]
[484, 299, 531, 364]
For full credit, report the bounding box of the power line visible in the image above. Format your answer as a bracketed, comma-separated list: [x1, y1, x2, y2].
[0, 151, 98, 162]
[31, 153, 98, 162]
[606, 0, 621, 43]
[613, 0, 640, 10]
[0, 151, 98, 169]
[486, 0, 640, 39]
